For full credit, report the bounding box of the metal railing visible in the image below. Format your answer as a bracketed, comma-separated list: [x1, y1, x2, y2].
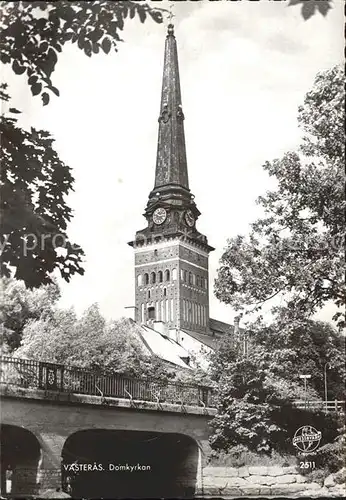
[0, 356, 215, 408]
[1, 356, 343, 414]
[293, 399, 345, 413]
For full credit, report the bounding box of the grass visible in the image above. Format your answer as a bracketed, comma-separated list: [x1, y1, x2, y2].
[207, 447, 296, 467]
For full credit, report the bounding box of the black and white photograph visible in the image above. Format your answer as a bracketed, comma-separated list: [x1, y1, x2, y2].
[0, 0, 345, 499]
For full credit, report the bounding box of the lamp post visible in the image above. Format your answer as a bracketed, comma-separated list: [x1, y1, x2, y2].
[324, 362, 330, 413]
[299, 374, 311, 410]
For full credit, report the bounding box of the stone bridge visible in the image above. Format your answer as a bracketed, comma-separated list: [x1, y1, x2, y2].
[1, 357, 344, 499]
[0, 356, 216, 498]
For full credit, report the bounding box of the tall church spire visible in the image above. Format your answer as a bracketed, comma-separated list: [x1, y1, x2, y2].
[154, 24, 189, 191]
[129, 24, 214, 333]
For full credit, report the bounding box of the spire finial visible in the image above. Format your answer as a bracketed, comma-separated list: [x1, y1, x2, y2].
[167, 23, 174, 36]
[167, 3, 175, 36]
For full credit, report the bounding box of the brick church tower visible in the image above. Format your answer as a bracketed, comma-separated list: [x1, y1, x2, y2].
[129, 24, 214, 334]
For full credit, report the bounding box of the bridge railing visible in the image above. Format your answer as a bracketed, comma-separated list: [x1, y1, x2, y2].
[0, 356, 215, 408]
[293, 400, 345, 413]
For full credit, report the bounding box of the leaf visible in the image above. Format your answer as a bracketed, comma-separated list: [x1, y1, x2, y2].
[77, 36, 84, 50]
[150, 10, 163, 24]
[84, 41, 92, 57]
[317, 0, 332, 16]
[0, 53, 11, 64]
[137, 6, 146, 23]
[50, 86, 60, 97]
[108, 22, 118, 37]
[31, 82, 42, 96]
[92, 43, 99, 54]
[28, 75, 38, 85]
[12, 60, 26, 75]
[301, 1, 316, 20]
[41, 92, 50, 106]
[39, 41, 49, 53]
[9, 108, 21, 114]
[63, 32, 74, 41]
[59, 5, 75, 21]
[89, 28, 103, 42]
[101, 37, 111, 54]
[36, 18, 47, 30]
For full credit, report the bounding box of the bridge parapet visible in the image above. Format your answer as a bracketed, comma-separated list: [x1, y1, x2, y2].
[0, 356, 216, 409]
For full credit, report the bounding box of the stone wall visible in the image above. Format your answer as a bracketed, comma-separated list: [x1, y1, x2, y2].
[202, 466, 346, 497]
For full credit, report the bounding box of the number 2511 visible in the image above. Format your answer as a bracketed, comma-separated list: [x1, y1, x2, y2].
[300, 461, 316, 469]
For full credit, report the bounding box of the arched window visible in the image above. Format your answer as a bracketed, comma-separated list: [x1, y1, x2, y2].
[141, 303, 145, 322]
[165, 269, 170, 281]
[183, 270, 187, 282]
[172, 268, 177, 280]
[163, 288, 167, 297]
[137, 274, 143, 286]
[148, 290, 151, 299]
[200, 277, 204, 289]
[189, 272, 193, 285]
[150, 272, 156, 284]
[158, 271, 163, 283]
[196, 275, 200, 287]
[148, 306, 155, 319]
[144, 273, 149, 285]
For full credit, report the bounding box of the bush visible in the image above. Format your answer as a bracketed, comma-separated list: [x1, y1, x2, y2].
[207, 446, 296, 467]
[304, 468, 328, 486]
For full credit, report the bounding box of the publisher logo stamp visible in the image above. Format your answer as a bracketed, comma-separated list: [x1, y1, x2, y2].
[293, 425, 322, 453]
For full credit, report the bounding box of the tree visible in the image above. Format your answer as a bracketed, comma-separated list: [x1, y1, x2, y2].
[15, 304, 177, 380]
[215, 66, 345, 328]
[208, 332, 340, 456]
[0, 2, 163, 103]
[248, 310, 346, 401]
[0, 1, 163, 287]
[1, 85, 85, 287]
[0, 276, 60, 351]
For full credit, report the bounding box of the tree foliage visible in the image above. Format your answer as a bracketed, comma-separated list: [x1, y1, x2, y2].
[15, 302, 179, 380]
[248, 310, 346, 401]
[288, 0, 332, 21]
[0, 1, 163, 288]
[0, 1, 163, 103]
[208, 330, 341, 456]
[0, 276, 60, 352]
[1, 85, 85, 287]
[215, 66, 345, 327]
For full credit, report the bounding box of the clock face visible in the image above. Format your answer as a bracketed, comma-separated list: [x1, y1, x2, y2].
[153, 207, 167, 225]
[185, 210, 195, 227]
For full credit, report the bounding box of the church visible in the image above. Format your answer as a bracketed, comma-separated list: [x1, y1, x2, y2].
[127, 24, 239, 371]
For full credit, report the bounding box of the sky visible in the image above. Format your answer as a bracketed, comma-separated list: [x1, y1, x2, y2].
[3, 0, 344, 325]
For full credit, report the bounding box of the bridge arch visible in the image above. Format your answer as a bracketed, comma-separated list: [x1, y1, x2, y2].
[0, 424, 42, 497]
[61, 429, 200, 498]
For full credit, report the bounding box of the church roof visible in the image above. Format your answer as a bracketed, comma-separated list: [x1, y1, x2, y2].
[135, 323, 192, 370]
[181, 329, 219, 350]
[209, 318, 234, 336]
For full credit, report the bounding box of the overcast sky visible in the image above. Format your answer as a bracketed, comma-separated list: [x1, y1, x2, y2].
[4, 0, 344, 324]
